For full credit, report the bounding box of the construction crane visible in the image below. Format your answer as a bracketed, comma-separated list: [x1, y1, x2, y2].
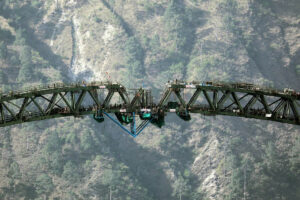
[0, 80, 299, 137]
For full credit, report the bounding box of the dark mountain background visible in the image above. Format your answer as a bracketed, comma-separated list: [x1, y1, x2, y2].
[0, 0, 299, 199]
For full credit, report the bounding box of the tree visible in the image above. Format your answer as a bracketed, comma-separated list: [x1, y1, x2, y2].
[42, 132, 61, 154]
[170, 62, 184, 80]
[124, 37, 143, 62]
[35, 174, 54, 199]
[18, 63, 34, 82]
[41, 132, 63, 175]
[62, 161, 80, 183]
[9, 55, 20, 66]
[172, 173, 190, 200]
[8, 161, 21, 180]
[163, 0, 190, 52]
[264, 142, 279, 170]
[18, 45, 34, 82]
[20, 45, 32, 66]
[149, 34, 160, 52]
[65, 191, 79, 200]
[31, 0, 41, 8]
[65, 131, 78, 145]
[8, 161, 22, 194]
[227, 167, 243, 200]
[124, 37, 144, 80]
[101, 169, 121, 200]
[80, 129, 94, 152]
[0, 28, 14, 44]
[249, 141, 298, 199]
[14, 28, 26, 46]
[48, 151, 63, 175]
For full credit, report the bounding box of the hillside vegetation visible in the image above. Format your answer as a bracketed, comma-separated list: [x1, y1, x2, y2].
[0, 0, 300, 199]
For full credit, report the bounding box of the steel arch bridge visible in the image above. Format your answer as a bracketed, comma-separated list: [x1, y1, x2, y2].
[0, 80, 299, 137]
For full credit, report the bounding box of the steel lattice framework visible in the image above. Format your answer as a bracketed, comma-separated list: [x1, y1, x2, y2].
[0, 80, 299, 129]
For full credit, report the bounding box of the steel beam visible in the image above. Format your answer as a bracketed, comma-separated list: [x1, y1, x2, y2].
[283, 103, 289, 118]
[71, 91, 75, 110]
[30, 97, 45, 115]
[217, 91, 231, 110]
[203, 90, 215, 110]
[46, 93, 59, 114]
[174, 90, 186, 108]
[159, 88, 172, 106]
[0, 103, 5, 123]
[18, 97, 29, 119]
[244, 95, 257, 112]
[75, 90, 87, 112]
[2, 102, 17, 120]
[187, 89, 201, 107]
[130, 89, 143, 107]
[88, 90, 100, 107]
[272, 99, 286, 116]
[103, 90, 114, 108]
[118, 90, 129, 105]
[231, 92, 243, 113]
[59, 92, 74, 112]
[213, 90, 218, 108]
[289, 99, 299, 122]
[259, 95, 271, 114]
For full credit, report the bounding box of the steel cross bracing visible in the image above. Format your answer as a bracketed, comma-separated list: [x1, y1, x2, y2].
[160, 81, 300, 125]
[0, 80, 299, 129]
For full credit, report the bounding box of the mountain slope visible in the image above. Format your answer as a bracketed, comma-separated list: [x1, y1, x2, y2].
[0, 0, 299, 199]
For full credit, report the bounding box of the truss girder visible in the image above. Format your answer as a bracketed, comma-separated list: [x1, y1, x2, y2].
[0, 82, 130, 126]
[46, 93, 59, 114]
[17, 97, 29, 118]
[130, 88, 143, 107]
[0, 81, 299, 127]
[163, 81, 300, 125]
[88, 90, 100, 107]
[244, 95, 257, 112]
[158, 88, 172, 106]
[187, 89, 201, 107]
[31, 97, 45, 115]
[59, 93, 74, 112]
[203, 90, 215, 110]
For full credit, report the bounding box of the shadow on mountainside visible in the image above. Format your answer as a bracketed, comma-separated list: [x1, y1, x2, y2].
[103, 122, 173, 199]
[100, 114, 200, 199]
[0, 4, 71, 81]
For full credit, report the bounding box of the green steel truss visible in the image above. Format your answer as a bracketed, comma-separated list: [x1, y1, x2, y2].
[0, 80, 299, 127]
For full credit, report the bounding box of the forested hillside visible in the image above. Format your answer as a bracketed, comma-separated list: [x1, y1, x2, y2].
[0, 0, 300, 199]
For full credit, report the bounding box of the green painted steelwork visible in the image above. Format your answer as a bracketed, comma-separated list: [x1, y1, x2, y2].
[0, 80, 299, 128]
[140, 113, 151, 120]
[115, 113, 133, 124]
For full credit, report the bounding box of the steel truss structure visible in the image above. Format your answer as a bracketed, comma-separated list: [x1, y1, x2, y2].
[0, 80, 299, 135]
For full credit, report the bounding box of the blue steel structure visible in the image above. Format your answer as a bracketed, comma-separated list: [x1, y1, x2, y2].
[103, 112, 153, 137]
